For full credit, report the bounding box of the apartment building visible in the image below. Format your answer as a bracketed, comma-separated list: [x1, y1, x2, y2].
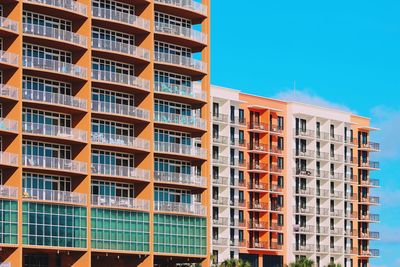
[0, 0, 210, 266]
[210, 86, 380, 267]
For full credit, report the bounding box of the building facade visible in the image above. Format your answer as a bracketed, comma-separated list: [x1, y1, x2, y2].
[0, 0, 210, 266]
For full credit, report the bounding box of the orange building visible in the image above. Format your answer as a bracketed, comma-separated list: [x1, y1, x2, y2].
[0, 0, 210, 266]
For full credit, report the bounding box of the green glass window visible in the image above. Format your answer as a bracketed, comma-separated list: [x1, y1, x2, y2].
[0, 200, 18, 244]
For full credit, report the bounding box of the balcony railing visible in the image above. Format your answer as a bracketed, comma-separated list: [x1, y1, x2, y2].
[316, 245, 329, 253]
[212, 155, 229, 165]
[0, 152, 18, 166]
[0, 118, 18, 133]
[212, 135, 229, 144]
[92, 7, 150, 31]
[154, 52, 207, 73]
[359, 213, 379, 222]
[155, 141, 206, 158]
[360, 142, 380, 151]
[330, 153, 343, 162]
[212, 217, 228, 226]
[230, 199, 246, 207]
[248, 202, 268, 210]
[212, 238, 228, 246]
[91, 132, 149, 150]
[316, 207, 329, 216]
[154, 111, 206, 130]
[92, 38, 150, 60]
[23, 56, 87, 78]
[330, 228, 343, 235]
[230, 116, 246, 126]
[23, 155, 87, 174]
[154, 22, 206, 44]
[360, 161, 380, 169]
[248, 221, 268, 230]
[230, 218, 246, 228]
[360, 231, 380, 239]
[91, 101, 149, 121]
[230, 138, 246, 147]
[248, 162, 268, 171]
[270, 165, 284, 174]
[0, 50, 18, 66]
[0, 84, 18, 100]
[316, 131, 330, 140]
[360, 178, 380, 187]
[23, 122, 87, 142]
[248, 241, 269, 250]
[91, 163, 149, 181]
[316, 188, 329, 197]
[330, 209, 343, 217]
[248, 122, 268, 131]
[154, 0, 207, 16]
[360, 196, 380, 204]
[212, 197, 229, 206]
[0, 17, 18, 33]
[294, 205, 314, 214]
[154, 82, 206, 101]
[330, 172, 343, 180]
[294, 128, 315, 138]
[316, 226, 329, 234]
[230, 158, 246, 167]
[344, 156, 358, 164]
[345, 247, 358, 255]
[212, 176, 229, 185]
[155, 171, 206, 187]
[294, 225, 314, 233]
[91, 195, 149, 211]
[293, 244, 315, 252]
[23, 188, 86, 205]
[212, 113, 229, 123]
[24, 0, 88, 16]
[330, 134, 343, 142]
[294, 187, 314, 196]
[230, 240, 246, 247]
[360, 249, 379, 257]
[330, 246, 343, 254]
[330, 190, 343, 198]
[294, 168, 314, 177]
[294, 149, 315, 158]
[344, 173, 358, 183]
[154, 201, 206, 216]
[248, 182, 268, 191]
[270, 124, 284, 133]
[91, 69, 150, 91]
[316, 151, 329, 160]
[0, 185, 18, 198]
[23, 23, 87, 47]
[248, 143, 268, 152]
[23, 89, 87, 110]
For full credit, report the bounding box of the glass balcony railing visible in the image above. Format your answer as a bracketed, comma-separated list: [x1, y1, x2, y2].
[91, 69, 150, 91]
[154, 111, 206, 130]
[0, 152, 18, 166]
[212, 155, 229, 165]
[91, 132, 149, 150]
[154, 141, 206, 158]
[360, 141, 380, 151]
[212, 135, 229, 144]
[154, 22, 207, 44]
[0, 118, 18, 133]
[293, 244, 315, 252]
[24, 0, 88, 16]
[213, 217, 229, 226]
[23, 122, 87, 142]
[0, 84, 18, 100]
[23, 155, 87, 174]
[92, 38, 150, 61]
[92, 7, 150, 31]
[212, 238, 228, 246]
[213, 176, 229, 185]
[154, 52, 207, 73]
[154, 170, 206, 187]
[91, 163, 150, 182]
[22, 188, 87, 205]
[154, 201, 206, 216]
[0, 17, 18, 33]
[0, 262, 11, 267]
[23, 89, 87, 110]
[0, 185, 18, 198]
[154, 0, 207, 16]
[91, 101, 149, 120]
[154, 82, 206, 101]
[91, 195, 149, 211]
[0, 50, 18, 66]
[23, 23, 87, 47]
[212, 197, 229, 206]
[23, 56, 87, 78]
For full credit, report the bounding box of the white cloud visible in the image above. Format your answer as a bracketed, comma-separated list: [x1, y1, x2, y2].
[274, 88, 352, 112]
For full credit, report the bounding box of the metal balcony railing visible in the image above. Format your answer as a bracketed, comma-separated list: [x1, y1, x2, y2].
[294, 128, 315, 138]
[316, 131, 330, 140]
[330, 133, 343, 142]
[294, 168, 315, 177]
[154, 0, 207, 16]
[92, 38, 150, 60]
[91, 101, 149, 120]
[23, 23, 87, 47]
[293, 244, 315, 252]
[212, 113, 229, 123]
[212, 135, 229, 144]
[248, 122, 268, 131]
[294, 187, 315, 196]
[154, 21, 206, 44]
[294, 149, 315, 158]
[0, 185, 18, 198]
[212, 217, 228, 226]
[23, 155, 87, 174]
[91, 163, 149, 181]
[155, 171, 206, 187]
[330, 246, 343, 253]
[248, 202, 268, 210]
[22, 188, 86, 205]
[91, 69, 150, 91]
[154, 201, 206, 216]
[212, 155, 229, 165]
[212, 197, 229, 206]
[270, 124, 284, 133]
[154, 111, 206, 130]
[316, 151, 329, 160]
[212, 238, 228, 246]
[248, 143, 268, 152]
[248, 162, 268, 171]
[294, 205, 314, 214]
[330, 209, 343, 217]
[360, 142, 380, 151]
[92, 132, 149, 150]
[23, 122, 87, 142]
[23, 56, 87, 78]
[24, 0, 87, 16]
[330, 153, 343, 162]
[154, 82, 206, 101]
[330, 228, 343, 235]
[92, 7, 150, 30]
[23, 89, 87, 110]
[212, 176, 229, 185]
[91, 195, 149, 211]
[248, 241, 269, 249]
[294, 224, 315, 233]
[248, 221, 268, 229]
[154, 52, 207, 73]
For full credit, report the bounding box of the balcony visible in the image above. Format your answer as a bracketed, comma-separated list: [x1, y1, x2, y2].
[359, 213, 380, 222]
[330, 133, 343, 143]
[154, 171, 206, 188]
[230, 199, 246, 208]
[330, 228, 343, 235]
[0, 185, 18, 199]
[316, 226, 329, 235]
[0, 84, 18, 102]
[359, 142, 380, 152]
[270, 124, 284, 134]
[316, 207, 329, 216]
[248, 122, 269, 132]
[91, 101, 150, 123]
[344, 156, 358, 165]
[344, 173, 358, 183]
[230, 178, 245, 188]
[360, 196, 380, 205]
[330, 190, 343, 199]
[155, 142, 206, 160]
[23, 155, 87, 174]
[270, 184, 284, 194]
[23, 56, 87, 80]
[294, 149, 315, 159]
[23, 23, 87, 49]
[316, 131, 330, 141]
[293, 224, 314, 233]
[293, 205, 314, 215]
[248, 162, 269, 173]
[330, 246, 343, 254]
[344, 192, 358, 201]
[344, 229, 357, 237]
[345, 137, 358, 146]
[212, 197, 229, 206]
[91, 163, 150, 182]
[270, 223, 284, 232]
[0, 17, 18, 36]
[360, 249, 380, 257]
[230, 138, 246, 148]
[92, 7, 150, 33]
[248, 241, 269, 250]
[230, 240, 246, 248]
[248, 182, 269, 192]
[154, 22, 207, 51]
[23, 89, 87, 112]
[248, 201, 268, 211]
[0, 152, 18, 167]
[270, 145, 283, 155]
[248, 221, 268, 230]
[212, 176, 229, 186]
[154, 111, 206, 132]
[212, 238, 228, 246]
[154, 201, 206, 216]
[270, 165, 284, 174]
[330, 209, 343, 217]
[91, 132, 149, 152]
[212, 155, 229, 165]
[0, 118, 18, 134]
[230, 116, 246, 127]
[0, 51, 18, 69]
[293, 244, 315, 253]
[22, 188, 86, 205]
[360, 178, 380, 187]
[359, 231, 380, 240]
[230, 158, 246, 168]
[316, 151, 329, 160]
[230, 218, 246, 228]
[330, 172, 343, 180]
[248, 143, 268, 153]
[345, 247, 358, 255]
[154, 82, 207, 104]
[23, 0, 88, 18]
[154, 0, 208, 18]
[294, 187, 314, 196]
[212, 135, 229, 145]
[154, 52, 207, 76]
[330, 153, 343, 162]
[212, 113, 229, 124]
[23, 122, 87, 143]
[316, 188, 329, 198]
[344, 210, 358, 219]
[91, 195, 149, 211]
[212, 217, 228, 226]
[294, 128, 315, 138]
[91, 70, 150, 93]
[316, 245, 329, 253]
[360, 161, 380, 170]
[92, 38, 150, 64]
[316, 170, 330, 180]
[294, 168, 314, 177]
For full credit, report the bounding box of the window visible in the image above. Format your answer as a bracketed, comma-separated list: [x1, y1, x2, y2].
[239, 109, 244, 123]
[212, 102, 219, 117]
[230, 106, 235, 122]
[278, 116, 284, 130]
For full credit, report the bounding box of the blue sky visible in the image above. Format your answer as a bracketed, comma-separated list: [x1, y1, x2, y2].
[210, 1, 400, 266]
